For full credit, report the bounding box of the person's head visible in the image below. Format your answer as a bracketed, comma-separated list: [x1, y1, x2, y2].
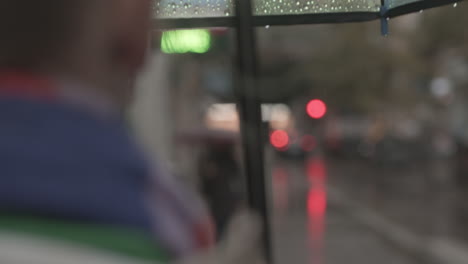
[0, 0, 153, 107]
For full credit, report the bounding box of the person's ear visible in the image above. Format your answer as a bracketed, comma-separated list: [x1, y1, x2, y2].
[112, 0, 152, 73]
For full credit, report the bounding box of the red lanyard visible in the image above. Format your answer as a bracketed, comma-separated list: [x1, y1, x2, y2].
[0, 71, 57, 100]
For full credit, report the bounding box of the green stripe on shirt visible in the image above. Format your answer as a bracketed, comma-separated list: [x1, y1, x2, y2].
[0, 215, 170, 263]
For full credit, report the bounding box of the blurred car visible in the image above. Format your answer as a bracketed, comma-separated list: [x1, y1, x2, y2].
[270, 129, 318, 159]
[324, 116, 370, 158]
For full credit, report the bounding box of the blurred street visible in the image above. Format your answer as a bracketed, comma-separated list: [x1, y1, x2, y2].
[2, 1, 468, 264]
[270, 155, 468, 264]
[138, 4, 468, 264]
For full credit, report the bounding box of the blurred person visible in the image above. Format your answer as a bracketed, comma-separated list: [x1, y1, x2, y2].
[0, 0, 221, 262]
[199, 143, 246, 238]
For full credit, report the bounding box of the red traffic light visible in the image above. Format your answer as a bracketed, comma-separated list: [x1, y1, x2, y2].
[306, 99, 327, 119]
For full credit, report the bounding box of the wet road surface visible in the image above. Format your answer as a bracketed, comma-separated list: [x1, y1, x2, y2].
[269, 156, 468, 264]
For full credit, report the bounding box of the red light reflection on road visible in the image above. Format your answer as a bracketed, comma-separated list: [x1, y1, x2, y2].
[301, 135, 317, 152]
[308, 188, 327, 217]
[306, 157, 327, 264]
[307, 157, 327, 183]
[272, 167, 289, 214]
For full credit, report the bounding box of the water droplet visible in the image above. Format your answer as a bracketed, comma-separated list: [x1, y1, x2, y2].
[453, 2, 458, 7]
[419, 9, 423, 13]
[265, 25, 270, 29]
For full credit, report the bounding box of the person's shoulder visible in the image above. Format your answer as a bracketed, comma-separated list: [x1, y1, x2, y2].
[0, 97, 141, 165]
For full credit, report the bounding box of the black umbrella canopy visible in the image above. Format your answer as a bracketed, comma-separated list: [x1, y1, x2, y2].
[154, 0, 463, 28]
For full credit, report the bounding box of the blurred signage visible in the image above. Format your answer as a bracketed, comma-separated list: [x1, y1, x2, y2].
[205, 103, 239, 131]
[161, 29, 211, 54]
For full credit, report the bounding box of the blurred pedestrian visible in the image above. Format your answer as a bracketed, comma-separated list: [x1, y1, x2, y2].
[0, 0, 214, 262]
[199, 143, 246, 238]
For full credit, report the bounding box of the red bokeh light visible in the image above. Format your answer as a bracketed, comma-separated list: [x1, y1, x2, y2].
[270, 130, 289, 149]
[306, 99, 327, 119]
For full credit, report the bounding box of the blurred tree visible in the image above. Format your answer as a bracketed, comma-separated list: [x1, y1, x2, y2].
[415, 4, 468, 59]
[298, 21, 427, 114]
[255, 3, 468, 115]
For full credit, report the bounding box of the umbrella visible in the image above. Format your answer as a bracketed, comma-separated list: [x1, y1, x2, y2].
[155, 0, 462, 29]
[153, 0, 464, 261]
